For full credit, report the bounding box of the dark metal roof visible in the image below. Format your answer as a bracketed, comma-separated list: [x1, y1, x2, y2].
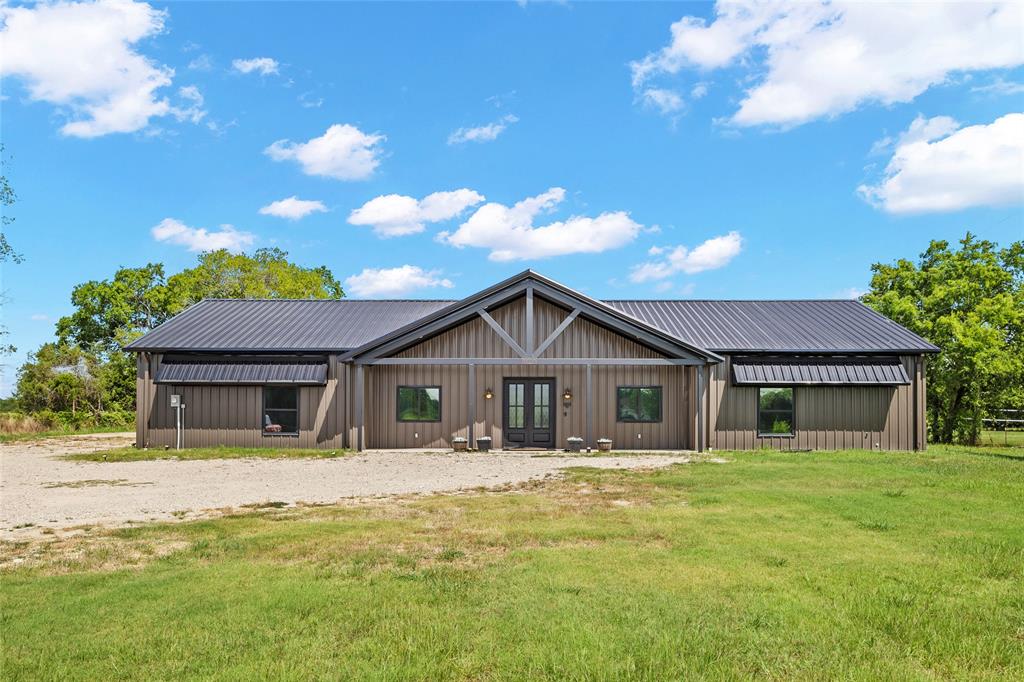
[731, 356, 911, 385]
[125, 272, 938, 355]
[155, 361, 327, 385]
[126, 299, 453, 352]
[604, 300, 938, 353]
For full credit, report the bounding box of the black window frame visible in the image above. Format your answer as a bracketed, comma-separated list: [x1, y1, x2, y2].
[616, 385, 663, 423]
[262, 385, 299, 437]
[396, 385, 442, 423]
[757, 386, 796, 437]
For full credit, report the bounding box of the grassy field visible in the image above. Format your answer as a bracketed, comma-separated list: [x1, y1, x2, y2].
[64, 445, 353, 462]
[980, 428, 1024, 447]
[0, 425, 130, 444]
[2, 446, 1022, 680]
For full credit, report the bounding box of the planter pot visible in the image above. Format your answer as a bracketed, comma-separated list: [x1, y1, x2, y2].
[597, 440, 612, 452]
[453, 440, 468, 452]
[476, 437, 492, 453]
[566, 438, 584, 453]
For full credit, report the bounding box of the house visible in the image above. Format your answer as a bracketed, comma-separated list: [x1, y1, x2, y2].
[126, 270, 937, 452]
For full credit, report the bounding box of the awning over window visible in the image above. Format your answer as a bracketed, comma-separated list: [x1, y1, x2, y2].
[731, 357, 910, 386]
[155, 362, 327, 385]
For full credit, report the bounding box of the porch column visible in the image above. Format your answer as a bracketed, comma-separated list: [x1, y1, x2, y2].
[696, 364, 706, 452]
[585, 363, 593, 449]
[468, 363, 476, 446]
[355, 364, 364, 452]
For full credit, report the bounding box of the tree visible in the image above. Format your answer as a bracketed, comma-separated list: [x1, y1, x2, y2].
[56, 263, 172, 352]
[56, 248, 343, 352]
[0, 144, 22, 265]
[165, 248, 343, 307]
[863, 234, 1024, 444]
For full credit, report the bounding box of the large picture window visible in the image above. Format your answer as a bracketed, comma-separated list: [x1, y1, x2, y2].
[397, 386, 441, 422]
[758, 387, 794, 436]
[616, 386, 662, 423]
[263, 386, 298, 435]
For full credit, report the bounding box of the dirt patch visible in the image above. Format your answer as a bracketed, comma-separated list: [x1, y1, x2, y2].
[2, 433, 697, 538]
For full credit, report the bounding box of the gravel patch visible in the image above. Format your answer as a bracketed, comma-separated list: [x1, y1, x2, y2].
[1, 433, 698, 537]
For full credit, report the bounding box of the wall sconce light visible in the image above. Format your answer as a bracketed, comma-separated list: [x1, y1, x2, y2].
[562, 388, 573, 404]
[483, 388, 494, 400]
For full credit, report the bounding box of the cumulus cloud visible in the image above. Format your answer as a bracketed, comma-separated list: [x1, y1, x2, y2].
[264, 124, 385, 180]
[631, 1, 1024, 128]
[232, 57, 279, 76]
[0, 0, 178, 137]
[629, 232, 743, 282]
[858, 113, 1024, 214]
[258, 196, 328, 221]
[349, 189, 485, 237]
[448, 114, 519, 144]
[344, 265, 454, 298]
[438, 188, 642, 262]
[151, 218, 255, 252]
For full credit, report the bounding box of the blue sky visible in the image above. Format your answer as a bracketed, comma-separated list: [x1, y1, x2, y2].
[2, 1, 1023, 394]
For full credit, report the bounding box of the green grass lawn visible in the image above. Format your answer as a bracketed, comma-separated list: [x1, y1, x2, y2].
[64, 445, 353, 462]
[3, 446, 1022, 680]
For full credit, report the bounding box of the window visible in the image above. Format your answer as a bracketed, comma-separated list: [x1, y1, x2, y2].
[263, 386, 298, 435]
[758, 387, 794, 436]
[397, 386, 441, 422]
[616, 386, 662, 423]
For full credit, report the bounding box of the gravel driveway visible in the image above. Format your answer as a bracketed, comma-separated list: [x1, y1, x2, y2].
[1, 433, 694, 536]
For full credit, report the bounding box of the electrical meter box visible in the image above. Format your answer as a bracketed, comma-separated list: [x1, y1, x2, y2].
[170, 394, 181, 408]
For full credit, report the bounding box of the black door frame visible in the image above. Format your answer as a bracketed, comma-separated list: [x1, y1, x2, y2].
[502, 377, 556, 448]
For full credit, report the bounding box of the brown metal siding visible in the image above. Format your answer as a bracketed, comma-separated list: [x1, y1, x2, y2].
[707, 354, 926, 451]
[364, 363, 688, 450]
[365, 298, 689, 449]
[138, 353, 345, 449]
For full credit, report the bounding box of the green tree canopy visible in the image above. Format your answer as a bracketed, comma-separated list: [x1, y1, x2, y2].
[56, 248, 344, 353]
[863, 234, 1023, 444]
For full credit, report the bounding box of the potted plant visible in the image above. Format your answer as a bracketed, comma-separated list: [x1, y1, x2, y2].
[566, 436, 584, 453]
[452, 436, 468, 452]
[476, 436, 492, 453]
[597, 438, 613, 452]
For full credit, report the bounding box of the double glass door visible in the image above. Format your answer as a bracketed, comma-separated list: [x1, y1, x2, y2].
[503, 378, 555, 448]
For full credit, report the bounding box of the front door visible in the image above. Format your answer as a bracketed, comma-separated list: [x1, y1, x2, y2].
[503, 378, 555, 448]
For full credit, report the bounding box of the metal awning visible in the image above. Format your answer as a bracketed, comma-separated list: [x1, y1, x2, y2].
[731, 356, 910, 386]
[155, 362, 327, 385]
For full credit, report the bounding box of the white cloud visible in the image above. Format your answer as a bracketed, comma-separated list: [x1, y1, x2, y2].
[631, 1, 1024, 128]
[836, 287, 867, 300]
[438, 188, 642, 262]
[171, 85, 206, 124]
[858, 113, 1024, 214]
[30, 313, 50, 322]
[298, 91, 323, 108]
[187, 54, 213, 71]
[232, 57, 279, 76]
[448, 114, 519, 144]
[0, 0, 178, 137]
[265, 124, 385, 180]
[344, 265, 454, 298]
[151, 218, 255, 252]
[349, 189, 485, 237]
[258, 196, 328, 221]
[971, 77, 1024, 96]
[630, 232, 743, 282]
[690, 82, 709, 100]
[640, 88, 684, 115]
